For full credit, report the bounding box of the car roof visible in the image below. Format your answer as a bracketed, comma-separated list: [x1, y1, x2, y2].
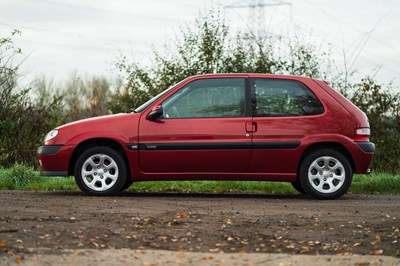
[190, 73, 316, 82]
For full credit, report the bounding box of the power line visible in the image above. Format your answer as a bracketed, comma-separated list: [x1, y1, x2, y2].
[301, 0, 398, 53]
[225, 0, 292, 38]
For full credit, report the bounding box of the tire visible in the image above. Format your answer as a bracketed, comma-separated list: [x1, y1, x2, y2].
[121, 179, 134, 192]
[74, 146, 127, 196]
[291, 180, 306, 194]
[299, 148, 352, 199]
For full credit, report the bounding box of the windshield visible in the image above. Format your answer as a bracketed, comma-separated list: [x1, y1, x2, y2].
[133, 78, 188, 113]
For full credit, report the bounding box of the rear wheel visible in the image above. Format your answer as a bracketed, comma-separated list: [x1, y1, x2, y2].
[74, 146, 127, 196]
[299, 149, 352, 199]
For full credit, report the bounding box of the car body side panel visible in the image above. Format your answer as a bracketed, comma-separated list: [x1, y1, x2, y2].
[249, 76, 358, 173]
[137, 117, 253, 172]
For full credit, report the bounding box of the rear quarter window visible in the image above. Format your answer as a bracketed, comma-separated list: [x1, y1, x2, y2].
[253, 79, 324, 117]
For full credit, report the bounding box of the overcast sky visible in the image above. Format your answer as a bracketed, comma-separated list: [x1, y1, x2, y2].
[1, 0, 399, 87]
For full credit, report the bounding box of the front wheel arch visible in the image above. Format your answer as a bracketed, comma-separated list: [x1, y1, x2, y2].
[68, 138, 131, 179]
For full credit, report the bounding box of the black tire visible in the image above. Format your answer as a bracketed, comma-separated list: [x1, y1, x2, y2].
[291, 180, 306, 194]
[299, 148, 352, 199]
[74, 146, 127, 196]
[121, 179, 134, 192]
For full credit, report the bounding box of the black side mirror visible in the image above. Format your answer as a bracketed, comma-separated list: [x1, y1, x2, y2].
[147, 105, 163, 120]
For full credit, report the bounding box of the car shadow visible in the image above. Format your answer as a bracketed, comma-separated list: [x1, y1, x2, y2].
[41, 190, 330, 200]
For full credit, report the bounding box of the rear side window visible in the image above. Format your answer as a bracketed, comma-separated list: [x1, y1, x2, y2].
[253, 79, 324, 117]
[161, 78, 245, 118]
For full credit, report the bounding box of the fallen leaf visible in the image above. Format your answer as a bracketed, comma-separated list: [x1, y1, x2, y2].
[370, 250, 384, 255]
[0, 242, 9, 248]
[177, 213, 188, 218]
[286, 243, 295, 249]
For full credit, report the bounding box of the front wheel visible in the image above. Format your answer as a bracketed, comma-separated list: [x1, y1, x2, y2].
[74, 146, 128, 196]
[299, 149, 352, 199]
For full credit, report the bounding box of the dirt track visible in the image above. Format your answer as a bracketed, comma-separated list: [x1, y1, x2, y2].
[0, 190, 399, 263]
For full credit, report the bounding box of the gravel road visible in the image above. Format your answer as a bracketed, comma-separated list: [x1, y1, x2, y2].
[0, 190, 399, 264]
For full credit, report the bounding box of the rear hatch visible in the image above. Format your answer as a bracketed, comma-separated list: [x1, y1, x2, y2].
[313, 79, 370, 142]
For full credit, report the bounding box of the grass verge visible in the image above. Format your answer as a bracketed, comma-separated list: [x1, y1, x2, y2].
[0, 165, 399, 194]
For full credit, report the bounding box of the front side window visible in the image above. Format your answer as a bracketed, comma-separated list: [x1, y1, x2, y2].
[253, 79, 324, 117]
[162, 78, 245, 118]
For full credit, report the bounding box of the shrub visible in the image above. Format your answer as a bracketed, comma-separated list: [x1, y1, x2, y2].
[0, 164, 41, 189]
[0, 31, 64, 167]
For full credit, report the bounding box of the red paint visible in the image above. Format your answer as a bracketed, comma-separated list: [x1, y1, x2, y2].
[38, 74, 374, 182]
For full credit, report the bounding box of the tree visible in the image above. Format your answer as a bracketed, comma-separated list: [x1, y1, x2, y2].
[109, 10, 399, 173]
[109, 11, 334, 113]
[0, 31, 63, 167]
[351, 78, 400, 173]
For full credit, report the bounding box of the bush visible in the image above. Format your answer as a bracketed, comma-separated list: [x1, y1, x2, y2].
[109, 11, 334, 113]
[0, 31, 64, 167]
[109, 11, 399, 174]
[350, 78, 400, 173]
[0, 164, 41, 189]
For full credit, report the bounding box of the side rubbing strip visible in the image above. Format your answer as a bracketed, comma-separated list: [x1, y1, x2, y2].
[127, 142, 300, 150]
[126, 144, 139, 150]
[253, 142, 300, 149]
[140, 143, 252, 150]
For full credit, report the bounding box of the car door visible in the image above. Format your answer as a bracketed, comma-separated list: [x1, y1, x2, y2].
[138, 77, 253, 173]
[249, 78, 325, 174]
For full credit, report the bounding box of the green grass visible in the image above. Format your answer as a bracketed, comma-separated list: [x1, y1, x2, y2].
[127, 180, 298, 194]
[0, 165, 399, 194]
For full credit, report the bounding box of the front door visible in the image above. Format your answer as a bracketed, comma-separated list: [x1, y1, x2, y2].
[138, 77, 252, 173]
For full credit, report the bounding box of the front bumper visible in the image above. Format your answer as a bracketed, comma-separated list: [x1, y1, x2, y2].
[37, 145, 63, 155]
[37, 144, 76, 176]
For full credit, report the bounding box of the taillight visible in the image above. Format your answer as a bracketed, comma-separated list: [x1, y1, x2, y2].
[355, 128, 370, 141]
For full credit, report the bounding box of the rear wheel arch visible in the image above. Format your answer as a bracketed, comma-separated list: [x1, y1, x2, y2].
[298, 142, 355, 175]
[68, 138, 131, 179]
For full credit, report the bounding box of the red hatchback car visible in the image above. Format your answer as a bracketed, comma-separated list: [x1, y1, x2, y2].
[38, 74, 374, 199]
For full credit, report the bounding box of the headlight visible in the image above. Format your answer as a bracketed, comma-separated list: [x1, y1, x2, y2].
[44, 129, 58, 142]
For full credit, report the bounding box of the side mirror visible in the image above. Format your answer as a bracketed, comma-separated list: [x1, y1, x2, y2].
[147, 105, 163, 120]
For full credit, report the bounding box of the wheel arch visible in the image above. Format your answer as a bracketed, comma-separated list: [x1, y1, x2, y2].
[68, 138, 130, 178]
[298, 142, 355, 176]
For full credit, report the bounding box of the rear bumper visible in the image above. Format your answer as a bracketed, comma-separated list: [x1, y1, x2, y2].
[356, 142, 375, 153]
[37, 144, 76, 176]
[348, 141, 375, 174]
